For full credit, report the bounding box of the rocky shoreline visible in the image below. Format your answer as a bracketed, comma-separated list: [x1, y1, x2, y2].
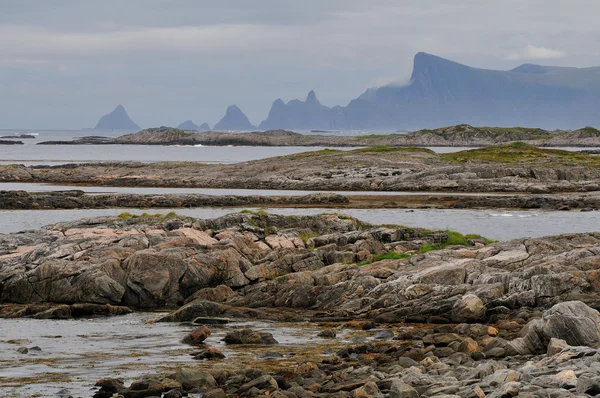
[2, 144, 600, 194]
[3, 213, 600, 396]
[36, 124, 600, 147]
[1, 190, 600, 211]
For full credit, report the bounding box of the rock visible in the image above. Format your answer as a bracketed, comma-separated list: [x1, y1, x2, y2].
[510, 301, 600, 355]
[577, 376, 600, 395]
[483, 369, 521, 386]
[16, 346, 28, 354]
[318, 329, 337, 338]
[546, 337, 568, 356]
[352, 381, 383, 398]
[238, 375, 279, 394]
[202, 388, 226, 398]
[451, 294, 485, 323]
[169, 368, 217, 390]
[388, 378, 419, 398]
[193, 348, 225, 360]
[122, 378, 165, 398]
[222, 329, 278, 345]
[373, 329, 395, 340]
[181, 326, 211, 345]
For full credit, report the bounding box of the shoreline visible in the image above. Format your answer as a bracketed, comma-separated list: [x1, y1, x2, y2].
[0, 190, 599, 210]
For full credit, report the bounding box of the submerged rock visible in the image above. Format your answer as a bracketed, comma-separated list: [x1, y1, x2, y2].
[181, 326, 211, 345]
[222, 329, 278, 345]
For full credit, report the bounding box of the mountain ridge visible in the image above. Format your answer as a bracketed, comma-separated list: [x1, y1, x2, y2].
[257, 52, 600, 130]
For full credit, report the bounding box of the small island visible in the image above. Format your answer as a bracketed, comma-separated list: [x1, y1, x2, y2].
[37, 124, 600, 147]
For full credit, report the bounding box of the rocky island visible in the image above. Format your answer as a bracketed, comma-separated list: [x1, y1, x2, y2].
[3, 212, 600, 397]
[37, 124, 600, 147]
[3, 144, 600, 196]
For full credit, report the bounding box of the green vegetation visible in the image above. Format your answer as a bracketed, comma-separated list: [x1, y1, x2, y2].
[443, 142, 600, 167]
[575, 126, 600, 136]
[116, 211, 183, 221]
[418, 229, 496, 253]
[300, 231, 320, 243]
[240, 209, 268, 216]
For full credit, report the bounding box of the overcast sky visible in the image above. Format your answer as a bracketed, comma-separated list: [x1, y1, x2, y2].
[1, 0, 599, 129]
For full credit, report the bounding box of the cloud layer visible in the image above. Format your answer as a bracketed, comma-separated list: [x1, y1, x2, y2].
[0, 0, 598, 128]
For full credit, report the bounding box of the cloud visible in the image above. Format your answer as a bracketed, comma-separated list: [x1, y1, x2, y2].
[506, 45, 566, 61]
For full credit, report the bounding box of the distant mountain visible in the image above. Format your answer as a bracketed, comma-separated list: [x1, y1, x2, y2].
[94, 105, 140, 130]
[259, 90, 340, 130]
[178, 120, 211, 131]
[214, 105, 256, 131]
[259, 52, 600, 130]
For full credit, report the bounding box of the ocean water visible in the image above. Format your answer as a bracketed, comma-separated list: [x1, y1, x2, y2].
[1, 207, 598, 241]
[2, 129, 597, 166]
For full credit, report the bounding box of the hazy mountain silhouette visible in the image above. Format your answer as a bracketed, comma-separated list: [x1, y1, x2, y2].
[178, 120, 210, 131]
[259, 52, 600, 130]
[214, 105, 256, 131]
[94, 105, 140, 130]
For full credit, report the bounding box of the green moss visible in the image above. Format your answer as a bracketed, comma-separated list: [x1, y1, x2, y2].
[300, 231, 320, 243]
[117, 212, 134, 219]
[240, 209, 268, 216]
[373, 251, 411, 261]
[442, 143, 600, 167]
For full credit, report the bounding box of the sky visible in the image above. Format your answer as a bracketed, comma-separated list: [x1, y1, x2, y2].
[1, 0, 599, 129]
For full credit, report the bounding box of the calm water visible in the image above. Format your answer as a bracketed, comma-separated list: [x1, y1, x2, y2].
[2, 129, 597, 165]
[0, 182, 515, 197]
[0, 313, 358, 397]
[1, 207, 598, 241]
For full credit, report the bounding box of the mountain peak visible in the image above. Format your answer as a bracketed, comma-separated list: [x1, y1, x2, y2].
[214, 105, 256, 131]
[94, 105, 140, 130]
[306, 90, 319, 103]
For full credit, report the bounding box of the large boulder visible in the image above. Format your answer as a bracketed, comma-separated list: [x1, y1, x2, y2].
[451, 294, 485, 323]
[222, 329, 278, 345]
[509, 301, 600, 354]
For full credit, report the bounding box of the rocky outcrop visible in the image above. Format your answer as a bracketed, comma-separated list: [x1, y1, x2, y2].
[213, 105, 256, 131]
[94, 105, 140, 130]
[0, 190, 349, 210]
[0, 140, 24, 145]
[37, 124, 600, 147]
[3, 212, 600, 326]
[4, 145, 600, 194]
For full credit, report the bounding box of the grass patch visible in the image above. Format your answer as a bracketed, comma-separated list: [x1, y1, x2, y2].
[374, 251, 411, 261]
[419, 229, 495, 253]
[300, 231, 320, 243]
[240, 209, 268, 216]
[442, 142, 600, 167]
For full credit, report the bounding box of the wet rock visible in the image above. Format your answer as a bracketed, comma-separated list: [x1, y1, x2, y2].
[181, 325, 211, 345]
[94, 378, 125, 398]
[163, 389, 183, 398]
[373, 329, 395, 340]
[258, 352, 285, 360]
[193, 348, 225, 360]
[222, 328, 278, 345]
[318, 329, 337, 338]
[122, 378, 165, 398]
